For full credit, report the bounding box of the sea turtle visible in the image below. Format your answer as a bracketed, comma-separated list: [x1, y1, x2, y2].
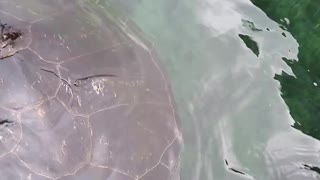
[0, 0, 183, 179]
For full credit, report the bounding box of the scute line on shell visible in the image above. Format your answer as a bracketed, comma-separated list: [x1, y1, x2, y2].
[88, 103, 129, 117]
[137, 134, 180, 179]
[11, 152, 55, 179]
[0, 9, 26, 22]
[30, 4, 77, 24]
[88, 164, 135, 179]
[59, 41, 132, 64]
[120, 21, 180, 140]
[0, 113, 22, 159]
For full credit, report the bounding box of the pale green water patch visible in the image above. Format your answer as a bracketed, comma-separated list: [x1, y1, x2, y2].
[104, 0, 320, 179]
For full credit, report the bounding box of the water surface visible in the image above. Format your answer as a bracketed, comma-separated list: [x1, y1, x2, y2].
[105, 0, 320, 179]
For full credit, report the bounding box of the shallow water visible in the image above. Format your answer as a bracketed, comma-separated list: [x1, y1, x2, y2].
[105, 0, 320, 179]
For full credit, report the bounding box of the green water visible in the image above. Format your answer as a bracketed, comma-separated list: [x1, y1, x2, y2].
[104, 0, 320, 179]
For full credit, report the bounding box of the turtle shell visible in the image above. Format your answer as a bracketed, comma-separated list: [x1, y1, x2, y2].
[0, 0, 182, 179]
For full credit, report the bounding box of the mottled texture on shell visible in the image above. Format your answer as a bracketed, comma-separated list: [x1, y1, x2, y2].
[0, 0, 182, 179]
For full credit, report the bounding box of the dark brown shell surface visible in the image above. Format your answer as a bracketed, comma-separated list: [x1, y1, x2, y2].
[0, 0, 182, 179]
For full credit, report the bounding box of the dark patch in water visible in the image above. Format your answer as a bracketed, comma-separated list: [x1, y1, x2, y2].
[282, 32, 287, 37]
[303, 164, 320, 175]
[239, 34, 260, 57]
[225, 159, 248, 176]
[242, 19, 263, 32]
[229, 168, 246, 175]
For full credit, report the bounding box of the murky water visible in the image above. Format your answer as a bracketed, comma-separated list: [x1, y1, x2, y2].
[104, 0, 320, 179]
